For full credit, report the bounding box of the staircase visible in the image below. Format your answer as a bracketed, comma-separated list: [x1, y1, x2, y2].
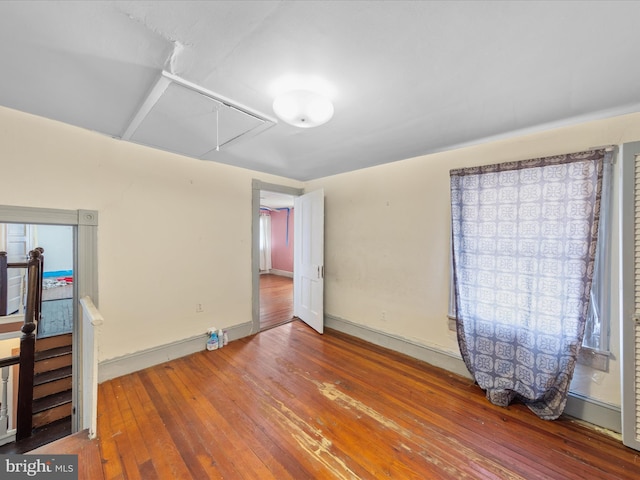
[0, 248, 74, 453]
[33, 333, 72, 430]
[0, 333, 73, 454]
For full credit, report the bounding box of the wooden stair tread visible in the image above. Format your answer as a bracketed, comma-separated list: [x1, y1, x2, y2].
[34, 344, 72, 361]
[34, 365, 73, 386]
[0, 418, 72, 454]
[35, 332, 72, 351]
[32, 417, 73, 445]
[33, 404, 72, 429]
[34, 376, 73, 401]
[33, 389, 72, 414]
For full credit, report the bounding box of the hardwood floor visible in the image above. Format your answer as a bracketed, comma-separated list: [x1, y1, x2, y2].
[260, 273, 294, 330]
[29, 429, 104, 479]
[38, 321, 639, 479]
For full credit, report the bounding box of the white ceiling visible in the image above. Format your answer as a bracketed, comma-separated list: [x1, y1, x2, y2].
[260, 191, 295, 210]
[1, 1, 639, 181]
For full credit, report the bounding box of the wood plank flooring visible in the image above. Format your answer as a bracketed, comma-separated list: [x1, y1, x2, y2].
[74, 321, 638, 479]
[29, 429, 104, 480]
[260, 273, 294, 330]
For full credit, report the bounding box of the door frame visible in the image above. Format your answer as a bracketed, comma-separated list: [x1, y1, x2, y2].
[251, 180, 303, 334]
[0, 205, 98, 434]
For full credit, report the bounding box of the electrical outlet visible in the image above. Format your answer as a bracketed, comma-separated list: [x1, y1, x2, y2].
[196, 303, 204, 313]
[381, 311, 386, 322]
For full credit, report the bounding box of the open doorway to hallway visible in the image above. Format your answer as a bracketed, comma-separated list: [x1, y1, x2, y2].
[0, 222, 75, 452]
[0, 204, 98, 453]
[259, 191, 295, 331]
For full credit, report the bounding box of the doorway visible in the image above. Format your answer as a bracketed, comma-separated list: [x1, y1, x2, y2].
[0, 223, 74, 336]
[251, 181, 325, 335]
[259, 191, 295, 331]
[251, 180, 302, 333]
[0, 205, 98, 441]
[0, 222, 75, 450]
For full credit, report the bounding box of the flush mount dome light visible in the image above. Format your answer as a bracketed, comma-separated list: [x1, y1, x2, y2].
[272, 89, 334, 128]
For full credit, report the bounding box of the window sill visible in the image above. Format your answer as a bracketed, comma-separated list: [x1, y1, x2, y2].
[447, 315, 456, 332]
[577, 347, 610, 372]
[447, 317, 610, 372]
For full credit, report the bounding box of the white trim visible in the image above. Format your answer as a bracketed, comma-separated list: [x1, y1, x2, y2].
[563, 392, 621, 434]
[269, 269, 293, 278]
[98, 321, 253, 383]
[326, 313, 622, 432]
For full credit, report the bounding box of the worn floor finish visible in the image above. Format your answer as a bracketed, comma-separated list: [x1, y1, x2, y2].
[91, 321, 638, 479]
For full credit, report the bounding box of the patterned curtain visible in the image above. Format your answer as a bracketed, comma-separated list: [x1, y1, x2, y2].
[450, 149, 607, 420]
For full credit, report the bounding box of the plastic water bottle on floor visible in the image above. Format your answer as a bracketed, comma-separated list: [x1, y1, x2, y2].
[207, 330, 219, 351]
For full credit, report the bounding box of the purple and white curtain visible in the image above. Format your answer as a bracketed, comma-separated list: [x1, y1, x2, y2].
[450, 149, 607, 419]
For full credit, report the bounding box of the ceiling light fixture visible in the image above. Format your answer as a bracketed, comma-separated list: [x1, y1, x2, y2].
[272, 89, 334, 128]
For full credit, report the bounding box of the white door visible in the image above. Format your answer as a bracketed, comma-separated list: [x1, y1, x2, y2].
[621, 141, 640, 451]
[5, 224, 29, 314]
[294, 189, 324, 333]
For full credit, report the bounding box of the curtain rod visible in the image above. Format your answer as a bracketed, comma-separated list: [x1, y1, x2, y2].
[588, 144, 616, 152]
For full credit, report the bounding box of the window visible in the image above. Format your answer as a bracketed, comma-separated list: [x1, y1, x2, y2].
[259, 212, 272, 272]
[448, 150, 614, 371]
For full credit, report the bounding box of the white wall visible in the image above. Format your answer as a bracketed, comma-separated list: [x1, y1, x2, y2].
[35, 225, 73, 273]
[0, 105, 302, 361]
[306, 112, 640, 408]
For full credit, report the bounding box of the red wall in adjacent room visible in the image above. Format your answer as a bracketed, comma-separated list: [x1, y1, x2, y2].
[271, 208, 294, 273]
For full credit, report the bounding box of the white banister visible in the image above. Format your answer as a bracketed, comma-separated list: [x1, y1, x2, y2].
[79, 296, 103, 440]
[0, 365, 16, 446]
[0, 318, 21, 443]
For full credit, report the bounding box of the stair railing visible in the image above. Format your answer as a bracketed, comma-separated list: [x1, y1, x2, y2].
[0, 248, 44, 443]
[15, 248, 44, 440]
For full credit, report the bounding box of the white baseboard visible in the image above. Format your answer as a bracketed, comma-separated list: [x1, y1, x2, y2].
[269, 269, 293, 278]
[98, 321, 253, 383]
[325, 314, 471, 379]
[325, 314, 622, 433]
[563, 392, 621, 433]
